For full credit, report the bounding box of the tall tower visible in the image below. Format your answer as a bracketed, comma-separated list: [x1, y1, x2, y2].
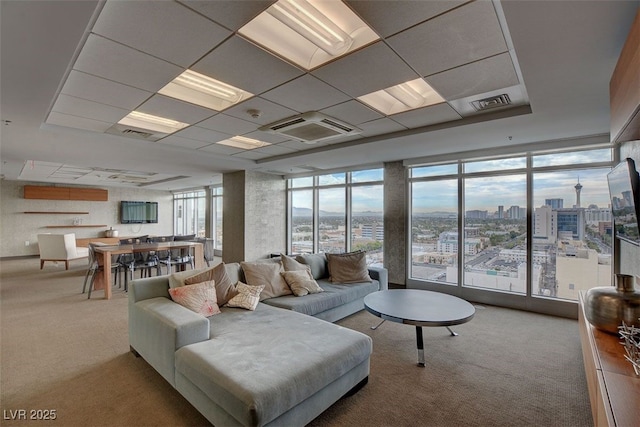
[574, 178, 583, 208]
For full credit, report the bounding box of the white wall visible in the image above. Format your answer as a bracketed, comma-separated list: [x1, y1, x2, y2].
[0, 180, 174, 257]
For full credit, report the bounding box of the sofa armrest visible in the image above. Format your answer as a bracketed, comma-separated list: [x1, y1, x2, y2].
[368, 267, 388, 291]
[129, 276, 172, 303]
[128, 284, 209, 386]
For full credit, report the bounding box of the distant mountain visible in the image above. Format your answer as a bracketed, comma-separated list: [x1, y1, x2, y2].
[292, 207, 382, 216]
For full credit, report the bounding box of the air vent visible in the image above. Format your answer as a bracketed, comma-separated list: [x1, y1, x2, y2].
[470, 94, 512, 111]
[122, 129, 153, 138]
[260, 112, 361, 144]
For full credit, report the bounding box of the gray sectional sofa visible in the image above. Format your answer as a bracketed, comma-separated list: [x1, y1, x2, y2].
[128, 256, 388, 427]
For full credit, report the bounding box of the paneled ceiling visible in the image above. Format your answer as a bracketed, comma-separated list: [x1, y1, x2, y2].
[1, 1, 638, 190]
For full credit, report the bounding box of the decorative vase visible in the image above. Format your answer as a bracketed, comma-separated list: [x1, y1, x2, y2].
[584, 274, 640, 335]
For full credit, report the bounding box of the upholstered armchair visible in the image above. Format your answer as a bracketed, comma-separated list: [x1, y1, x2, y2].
[37, 233, 89, 270]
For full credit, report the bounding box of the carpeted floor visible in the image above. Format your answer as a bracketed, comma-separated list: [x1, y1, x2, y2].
[0, 257, 592, 427]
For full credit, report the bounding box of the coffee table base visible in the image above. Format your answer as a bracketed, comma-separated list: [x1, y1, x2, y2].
[415, 326, 459, 367]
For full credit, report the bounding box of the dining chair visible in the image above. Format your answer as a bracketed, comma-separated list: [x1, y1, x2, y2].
[196, 237, 215, 267]
[82, 243, 122, 299]
[159, 234, 195, 274]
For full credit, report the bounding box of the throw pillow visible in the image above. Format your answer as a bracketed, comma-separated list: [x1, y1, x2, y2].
[326, 251, 372, 283]
[281, 270, 324, 297]
[226, 282, 264, 311]
[295, 253, 328, 280]
[281, 253, 312, 273]
[184, 263, 238, 306]
[241, 261, 292, 301]
[168, 267, 211, 288]
[168, 280, 221, 317]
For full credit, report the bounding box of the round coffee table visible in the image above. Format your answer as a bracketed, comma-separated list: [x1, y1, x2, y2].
[364, 289, 475, 367]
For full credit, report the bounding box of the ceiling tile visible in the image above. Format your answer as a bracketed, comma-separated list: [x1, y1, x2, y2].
[346, 0, 467, 38]
[223, 97, 298, 126]
[136, 94, 216, 124]
[92, 0, 231, 68]
[254, 144, 297, 155]
[197, 113, 257, 135]
[61, 70, 152, 110]
[387, 0, 508, 77]
[273, 140, 304, 151]
[320, 100, 383, 125]
[192, 36, 303, 95]
[243, 130, 288, 144]
[51, 94, 129, 123]
[173, 126, 231, 143]
[312, 41, 418, 97]
[73, 35, 183, 93]
[261, 75, 351, 113]
[231, 150, 274, 160]
[179, 0, 272, 31]
[45, 112, 113, 133]
[427, 53, 519, 100]
[358, 117, 407, 137]
[156, 135, 212, 150]
[391, 103, 462, 128]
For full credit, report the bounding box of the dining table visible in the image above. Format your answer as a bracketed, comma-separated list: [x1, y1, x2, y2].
[92, 241, 204, 299]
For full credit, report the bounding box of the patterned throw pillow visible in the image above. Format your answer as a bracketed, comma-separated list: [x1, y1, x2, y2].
[168, 280, 221, 317]
[281, 270, 324, 297]
[226, 282, 265, 311]
[326, 251, 372, 283]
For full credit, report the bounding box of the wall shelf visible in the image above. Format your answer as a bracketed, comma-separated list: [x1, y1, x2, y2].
[24, 211, 89, 214]
[44, 225, 107, 228]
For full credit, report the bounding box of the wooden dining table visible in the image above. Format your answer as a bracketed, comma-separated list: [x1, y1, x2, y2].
[93, 241, 204, 299]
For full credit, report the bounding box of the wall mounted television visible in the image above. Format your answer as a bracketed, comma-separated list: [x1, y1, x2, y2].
[607, 158, 640, 246]
[120, 201, 158, 224]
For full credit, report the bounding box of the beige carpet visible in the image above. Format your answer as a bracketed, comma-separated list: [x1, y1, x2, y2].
[0, 258, 592, 427]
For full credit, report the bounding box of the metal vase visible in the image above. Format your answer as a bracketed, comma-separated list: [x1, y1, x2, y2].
[584, 274, 640, 335]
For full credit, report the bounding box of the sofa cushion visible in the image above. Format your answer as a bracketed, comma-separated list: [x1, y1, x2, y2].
[184, 263, 238, 306]
[241, 261, 292, 301]
[281, 270, 323, 297]
[174, 304, 371, 427]
[263, 279, 379, 316]
[168, 280, 221, 317]
[295, 253, 328, 280]
[225, 282, 264, 311]
[326, 251, 372, 283]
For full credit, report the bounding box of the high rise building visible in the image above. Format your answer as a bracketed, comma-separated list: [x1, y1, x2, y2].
[545, 198, 564, 209]
[574, 179, 583, 208]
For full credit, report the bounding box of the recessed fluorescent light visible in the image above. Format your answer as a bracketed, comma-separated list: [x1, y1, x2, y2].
[358, 78, 445, 115]
[117, 111, 189, 134]
[238, 0, 379, 70]
[158, 70, 253, 111]
[217, 136, 270, 150]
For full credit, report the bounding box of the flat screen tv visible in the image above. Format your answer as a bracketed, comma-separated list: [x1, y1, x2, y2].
[120, 201, 158, 224]
[607, 158, 640, 246]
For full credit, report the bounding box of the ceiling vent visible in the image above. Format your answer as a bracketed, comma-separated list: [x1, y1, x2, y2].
[470, 94, 512, 112]
[260, 112, 361, 144]
[105, 124, 163, 141]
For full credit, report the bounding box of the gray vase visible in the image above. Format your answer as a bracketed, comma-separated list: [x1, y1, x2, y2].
[584, 274, 640, 335]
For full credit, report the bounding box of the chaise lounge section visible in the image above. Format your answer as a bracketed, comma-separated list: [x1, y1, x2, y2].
[128, 255, 387, 426]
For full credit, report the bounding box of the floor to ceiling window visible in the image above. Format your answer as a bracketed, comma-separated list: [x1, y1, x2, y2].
[408, 147, 613, 312]
[288, 168, 383, 266]
[173, 190, 206, 237]
[211, 186, 223, 251]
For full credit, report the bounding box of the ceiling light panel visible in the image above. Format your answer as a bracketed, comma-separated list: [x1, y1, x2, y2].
[216, 135, 271, 150]
[358, 78, 445, 115]
[158, 70, 253, 111]
[118, 111, 189, 134]
[238, 0, 380, 70]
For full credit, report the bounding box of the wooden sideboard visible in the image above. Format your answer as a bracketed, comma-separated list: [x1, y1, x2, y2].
[578, 292, 640, 426]
[24, 185, 108, 201]
[76, 237, 122, 247]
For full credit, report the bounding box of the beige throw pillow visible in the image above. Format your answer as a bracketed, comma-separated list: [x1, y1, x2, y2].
[281, 270, 324, 296]
[226, 282, 264, 311]
[168, 280, 221, 317]
[326, 251, 372, 283]
[184, 262, 238, 306]
[168, 267, 211, 288]
[241, 261, 292, 301]
[281, 253, 312, 273]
